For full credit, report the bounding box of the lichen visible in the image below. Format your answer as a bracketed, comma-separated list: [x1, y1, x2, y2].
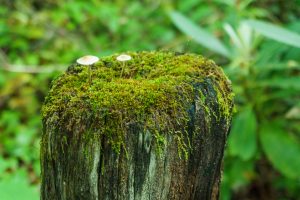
[42, 51, 233, 157]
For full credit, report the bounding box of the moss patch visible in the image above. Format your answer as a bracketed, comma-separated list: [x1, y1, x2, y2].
[42, 51, 233, 156]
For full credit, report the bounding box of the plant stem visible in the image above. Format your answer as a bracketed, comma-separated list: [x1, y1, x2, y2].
[88, 65, 92, 85]
[120, 62, 125, 78]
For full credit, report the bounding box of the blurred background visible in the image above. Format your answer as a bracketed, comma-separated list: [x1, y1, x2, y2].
[0, 0, 300, 199]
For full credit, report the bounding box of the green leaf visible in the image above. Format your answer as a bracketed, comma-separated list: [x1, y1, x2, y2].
[168, 11, 230, 57]
[222, 158, 254, 189]
[0, 170, 39, 200]
[259, 77, 300, 90]
[228, 106, 257, 160]
[255, 62, 300, 71]
[223, 23, 243, 49]
[0, 156, 18, 177]
[244, 19, 300, 48]
[259, 124, 300, 179]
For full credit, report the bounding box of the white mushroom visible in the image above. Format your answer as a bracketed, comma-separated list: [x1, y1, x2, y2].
[116, 54, 132, 62]
[76, 55, 99, 85]
[117, 54, 132, 78]
[76, 55, 99, 65]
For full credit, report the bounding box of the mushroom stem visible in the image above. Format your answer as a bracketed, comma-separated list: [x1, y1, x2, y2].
[88, 65, 92, 85]
[120, 62, 125, 78]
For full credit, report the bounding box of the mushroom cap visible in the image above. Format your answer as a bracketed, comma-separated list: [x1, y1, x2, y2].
[116, 54, 132, 62]
[76, 55, 99, 65]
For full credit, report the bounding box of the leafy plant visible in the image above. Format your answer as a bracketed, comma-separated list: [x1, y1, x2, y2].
[169, 8, 300, 199]
[1, 0, 300, 199]
[0, 169, 39, 200]
[244, 19, 300, 48]
[169, 11, 231, 57]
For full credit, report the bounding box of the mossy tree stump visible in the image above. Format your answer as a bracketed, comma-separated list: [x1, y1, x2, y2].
[41, 51, 233, 200]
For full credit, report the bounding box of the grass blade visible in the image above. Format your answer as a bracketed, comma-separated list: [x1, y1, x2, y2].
[169, 11, 230, 57]
[244, 19, 300, 48]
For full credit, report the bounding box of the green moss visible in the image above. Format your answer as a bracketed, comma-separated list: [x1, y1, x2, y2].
[42, 51, 233, 157]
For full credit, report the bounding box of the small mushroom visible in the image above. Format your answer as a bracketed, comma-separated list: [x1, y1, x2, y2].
[76, 55, 99, 65]
[76, 55, 99, 85]
[116, 54, 132, 62]
[117, 54, 132, 78]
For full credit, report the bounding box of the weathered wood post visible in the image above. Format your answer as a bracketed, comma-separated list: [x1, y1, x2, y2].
[41, 51, 233, 200]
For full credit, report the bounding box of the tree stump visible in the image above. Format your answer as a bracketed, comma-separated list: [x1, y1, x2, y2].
[41, 51, 233, 200]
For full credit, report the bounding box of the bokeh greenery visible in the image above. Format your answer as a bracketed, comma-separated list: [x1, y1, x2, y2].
[0, 0, 300, 199]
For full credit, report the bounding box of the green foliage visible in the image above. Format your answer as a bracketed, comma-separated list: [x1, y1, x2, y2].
[221, 158, 255, 200]
[260, 123, 300, 179]
[0, 169, 39, 200]
[168, 11, 230, 57]
[169, 1, 300, 199]
[0, 1, 180, 197]
[1, 0, 300, 199]
[244, 19, 300, 48]
[228, 106, 257, 160]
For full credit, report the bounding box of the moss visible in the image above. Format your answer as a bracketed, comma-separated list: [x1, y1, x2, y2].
[42, 51, 233, 157]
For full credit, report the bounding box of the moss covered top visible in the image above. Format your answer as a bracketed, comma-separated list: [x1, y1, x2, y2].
[42, 51, 233, 154]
